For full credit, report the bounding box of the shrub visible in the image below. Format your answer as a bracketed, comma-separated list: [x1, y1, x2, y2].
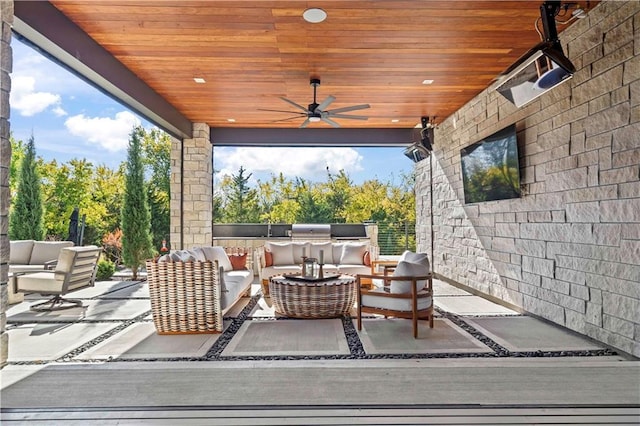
[96, 259, 116, 281]
[103, 228, 123, 265]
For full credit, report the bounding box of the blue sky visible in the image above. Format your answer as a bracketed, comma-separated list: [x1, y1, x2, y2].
[9, 38, 415, 185]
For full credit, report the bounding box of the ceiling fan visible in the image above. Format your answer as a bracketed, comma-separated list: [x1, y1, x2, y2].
[259, 78, 370, 128]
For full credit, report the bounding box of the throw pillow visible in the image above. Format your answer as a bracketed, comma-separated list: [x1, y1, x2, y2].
[292, 242, 310, 264]
[400, 251, 430, 271]
[199, 246, 233, 271]
[363, 250, 371, 266]
[9, 240, 34, 264]
[188, 248, 207, 262]
[332, 243, 344, 265]
[390, 260, 429, 294]
[340, 243, 368, 265]
[266, 242, 294, 266]
[310, 242, 333, 264]
[177, 250, 197, 262]
[229, 253, 247, 270]
[264, 250, 273, 267]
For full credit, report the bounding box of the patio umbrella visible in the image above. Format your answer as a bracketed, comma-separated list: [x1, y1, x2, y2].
[67, 207, 79, 245]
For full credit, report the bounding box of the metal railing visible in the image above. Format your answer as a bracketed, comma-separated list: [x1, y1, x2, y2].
[375, 222, 416, 255]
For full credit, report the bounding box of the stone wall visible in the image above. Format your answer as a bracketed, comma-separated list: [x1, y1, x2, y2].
[416, 0, 639, 357]
[170, 123, 212, 249]
[0, 0, 12, 368]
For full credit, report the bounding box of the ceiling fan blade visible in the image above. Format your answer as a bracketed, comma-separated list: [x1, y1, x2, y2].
[321, 116, 340, 128]
[258, 108, 307, 115]
[271, 116, 308, 123]
[300, 118, 311, 128]
[315, 95, 336, 112]
[280, 96, 310, 113]
[327, 113, 369, 120]
[327, 104, 371, 114]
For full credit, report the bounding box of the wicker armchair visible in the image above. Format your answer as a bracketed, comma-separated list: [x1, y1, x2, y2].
[146, 259, 223, 334]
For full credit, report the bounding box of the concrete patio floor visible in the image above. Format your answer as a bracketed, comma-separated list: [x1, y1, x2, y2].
[1, 278, 638, 424]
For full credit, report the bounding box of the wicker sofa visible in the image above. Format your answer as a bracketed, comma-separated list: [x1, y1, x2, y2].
[255, 241, 373, 294]
[146, 246, 253, 334]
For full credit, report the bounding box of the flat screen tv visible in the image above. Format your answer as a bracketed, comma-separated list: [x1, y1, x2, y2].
[460, 124, 521, 204]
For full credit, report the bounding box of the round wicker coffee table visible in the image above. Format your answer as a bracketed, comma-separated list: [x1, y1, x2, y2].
[269, 274, 357, 318]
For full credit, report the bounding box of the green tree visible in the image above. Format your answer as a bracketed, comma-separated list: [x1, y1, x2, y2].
[257, 173, 299, 223]
[9, 135, 26, 196]
[322, 169, 352, 223]
[221, 166, 260, 223]
[39, 158, 113, 244]
[295, 178, 332, 223]
[141, 128, 171, 250]
[121, 126, 154, 279]
[9, 135, 45, 240]
[93, 164, 125, 236]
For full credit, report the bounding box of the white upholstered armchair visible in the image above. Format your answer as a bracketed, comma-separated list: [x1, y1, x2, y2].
[12, 245, 102, 311]
[356, 251, 434, 338]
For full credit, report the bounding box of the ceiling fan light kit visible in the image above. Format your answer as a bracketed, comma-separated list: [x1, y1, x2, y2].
[259, 78, 370, 128]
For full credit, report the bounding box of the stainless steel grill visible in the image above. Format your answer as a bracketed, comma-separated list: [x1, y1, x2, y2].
[291, 224, 331, 241]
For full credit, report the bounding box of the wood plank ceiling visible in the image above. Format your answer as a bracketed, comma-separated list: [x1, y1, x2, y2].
[48, 0, 595, 129]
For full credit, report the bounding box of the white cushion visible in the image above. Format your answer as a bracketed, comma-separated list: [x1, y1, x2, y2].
[362, 289, 432, 312]
[310, 242, 333, 264]
[390, 260, 430, 294]
[220, 269, 253, 313]
[337, 264, 370, 276]
[399, 251, 430, 271]
[332, 243, 344, 265]
[30, 241, 74, 265]
[177, 250, 197, 262]
[200, 246, 233, 271]
[291, 242, 310, 264]
[14, 271, 63, 294]
[260, 265, 302, 279]
[340, 243, 367, 265]
[188, 247, 207, 262]
[266, 242, 294, 266]
[9, 240, 34, 264]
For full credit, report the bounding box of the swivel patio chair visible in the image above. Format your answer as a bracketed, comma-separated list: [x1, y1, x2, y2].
[12, 245, 102, 311]
[356, 252, 434, 338]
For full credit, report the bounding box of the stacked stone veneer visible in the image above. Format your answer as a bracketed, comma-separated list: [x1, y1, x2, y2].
[416, 0, 639, 357]
[170, 123, 212, 249]
[0, 0, 12, 368]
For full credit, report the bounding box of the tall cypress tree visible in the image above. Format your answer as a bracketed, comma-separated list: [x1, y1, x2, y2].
[121, 127, 154, 279]
[9, 135, 45, 240]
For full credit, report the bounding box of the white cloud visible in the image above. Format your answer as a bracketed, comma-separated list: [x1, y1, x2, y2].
[215, 147, 363, 183]
[12, 40, 97, 98]
[64, 111, 141, 152]
[52, 106, 68, 117]
[10, 75, 62, 117]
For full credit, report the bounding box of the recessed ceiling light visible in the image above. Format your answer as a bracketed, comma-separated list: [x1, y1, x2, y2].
[391, 119, 400, 123]
[422, 79, 434, 85]
[227, 118, 236, 122]
[303, 8, 327, 23]
[193, 77, 206, 84]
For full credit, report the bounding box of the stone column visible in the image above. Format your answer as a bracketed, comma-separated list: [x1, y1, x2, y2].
[170, 123, 212, 249]
[0, 0, 13, 368]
